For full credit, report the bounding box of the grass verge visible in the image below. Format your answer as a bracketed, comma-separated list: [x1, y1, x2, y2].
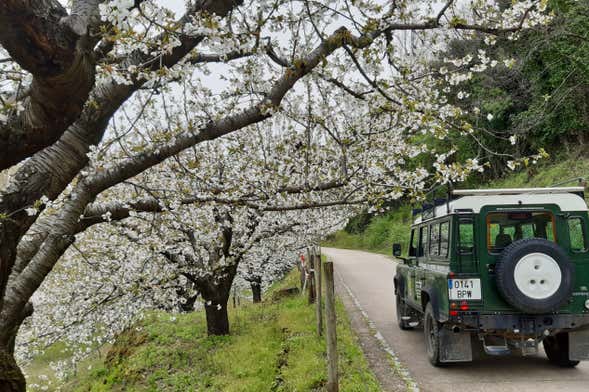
[59, 270, 381, 392]
[322, 205, 413, 255]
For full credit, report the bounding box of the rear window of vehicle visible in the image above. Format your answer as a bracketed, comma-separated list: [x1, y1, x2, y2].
[487, 211, 555, 253]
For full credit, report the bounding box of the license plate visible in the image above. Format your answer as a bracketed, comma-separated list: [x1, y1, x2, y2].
[448, 278, 481, 300]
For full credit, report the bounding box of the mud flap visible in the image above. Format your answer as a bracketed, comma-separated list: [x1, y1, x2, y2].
[569, 329, 589, 361]
[439, 328, 473, 362]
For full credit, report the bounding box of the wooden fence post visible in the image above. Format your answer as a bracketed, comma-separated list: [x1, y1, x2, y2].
[298, 252, 306, 290]
[307, 250, 316, 304]
[314, 247, 323, 336]
[324, 260, 338, 392]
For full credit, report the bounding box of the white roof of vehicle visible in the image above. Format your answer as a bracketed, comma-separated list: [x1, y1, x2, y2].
[452, 187, 585, 196]
[413, 187, 587, 224]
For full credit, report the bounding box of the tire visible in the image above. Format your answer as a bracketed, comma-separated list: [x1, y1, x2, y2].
[543, 333, 580, 368]
[424, 303, 443, 366]
[396, 294, 413, 330]
[495, 238, 574, 314]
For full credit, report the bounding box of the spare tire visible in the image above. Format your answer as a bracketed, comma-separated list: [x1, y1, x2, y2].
[495, 238, 574, 314]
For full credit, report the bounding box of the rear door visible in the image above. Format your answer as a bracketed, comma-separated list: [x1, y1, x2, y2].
[479, 205, 561, 312]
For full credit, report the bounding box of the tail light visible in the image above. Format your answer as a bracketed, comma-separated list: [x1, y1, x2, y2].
[450, 301, 469, 316]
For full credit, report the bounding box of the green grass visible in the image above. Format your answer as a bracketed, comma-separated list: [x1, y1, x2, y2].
[323, 156, 589, 254]
[323, 205, 413, 255]
[24, 342, 70, 388]
[24, 335, 113, 390]
[490, 156, 589, 189]
[57, 270, 381, 392]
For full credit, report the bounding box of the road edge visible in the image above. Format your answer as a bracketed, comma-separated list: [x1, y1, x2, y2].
[334, 269, 419, 392]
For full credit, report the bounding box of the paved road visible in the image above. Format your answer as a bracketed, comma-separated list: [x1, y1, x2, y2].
[324, 247, 589, 392]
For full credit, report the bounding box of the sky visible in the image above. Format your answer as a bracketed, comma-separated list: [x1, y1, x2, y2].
[159, 0, 186, 16]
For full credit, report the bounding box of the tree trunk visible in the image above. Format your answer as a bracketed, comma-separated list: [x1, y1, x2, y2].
[204, 300, 231, 335]
[0, 221, 19, 314]
[2, 302, 33, 356]
[251, 276, 262, 303]
[0, 346, 25, 392]
[196, 264, 238, 336]
[179, 294, 199, 313]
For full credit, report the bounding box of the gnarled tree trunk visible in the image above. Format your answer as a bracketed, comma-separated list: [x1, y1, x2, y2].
[0, 221, 19, 314]
[204, 297, 231, 336]
[0, 304, 30, 392]
[196, 264, 238, 336]
[250, 276, 262, 303]
[0, 346, 25, 392]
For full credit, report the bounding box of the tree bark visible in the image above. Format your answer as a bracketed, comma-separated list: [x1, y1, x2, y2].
[0, 0, 98, 170]
[0, 221, 19, 314]
[0, 1, 77, 76]
[195, 264, 238, 336]
[204, 300, 231, 335]
[176, 288, 198, 313]
[0, 346, 25, 392]
[251, 276, 262, 303]
[1, 301, 33, 356]
[0, 184, 89, 339]
[0, 0, 245, 322]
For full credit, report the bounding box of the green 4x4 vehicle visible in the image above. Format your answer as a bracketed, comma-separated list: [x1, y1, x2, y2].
[393, 187, 589, 367]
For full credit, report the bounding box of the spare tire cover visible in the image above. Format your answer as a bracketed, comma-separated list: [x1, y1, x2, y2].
[495, 238, 574, 314]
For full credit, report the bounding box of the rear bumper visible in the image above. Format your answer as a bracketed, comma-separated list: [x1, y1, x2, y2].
[450, 313, 589, 335]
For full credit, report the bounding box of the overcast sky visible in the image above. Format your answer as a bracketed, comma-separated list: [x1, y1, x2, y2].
[159, 0, 186, 16]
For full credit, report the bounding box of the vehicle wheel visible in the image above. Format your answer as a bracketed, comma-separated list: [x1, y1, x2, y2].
[543, 333, 580, 368]
[495, 238, 574, 314]
[424, 303, 443, 366]
[396, 295, 413, 330]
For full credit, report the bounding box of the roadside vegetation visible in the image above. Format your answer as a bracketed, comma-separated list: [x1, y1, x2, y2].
[33, 271, 380, 392]
[323, 206, 413, 255]
[324, 155, 589, 254]
[325, 0, 589, 255]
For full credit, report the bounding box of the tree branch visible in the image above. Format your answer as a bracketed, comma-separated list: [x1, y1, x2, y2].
[0, 0, 245, 326]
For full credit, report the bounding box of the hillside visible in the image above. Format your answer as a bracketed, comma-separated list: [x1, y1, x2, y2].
[39, 271, 381, 392]
[324, 156, 589, 254]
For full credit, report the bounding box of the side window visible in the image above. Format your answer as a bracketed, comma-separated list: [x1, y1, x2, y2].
[440, 221, 450, 258]
[418, 226, 428, 257]
[429, 223, 440, 257]
[568, 217, 587, 252]
[458, 218, 474, 255]
[409, 229, 418, 257]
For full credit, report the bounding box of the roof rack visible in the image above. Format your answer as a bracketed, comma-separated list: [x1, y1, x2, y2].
[550, 177, 586, 188]
[452, 187, 585, 197]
